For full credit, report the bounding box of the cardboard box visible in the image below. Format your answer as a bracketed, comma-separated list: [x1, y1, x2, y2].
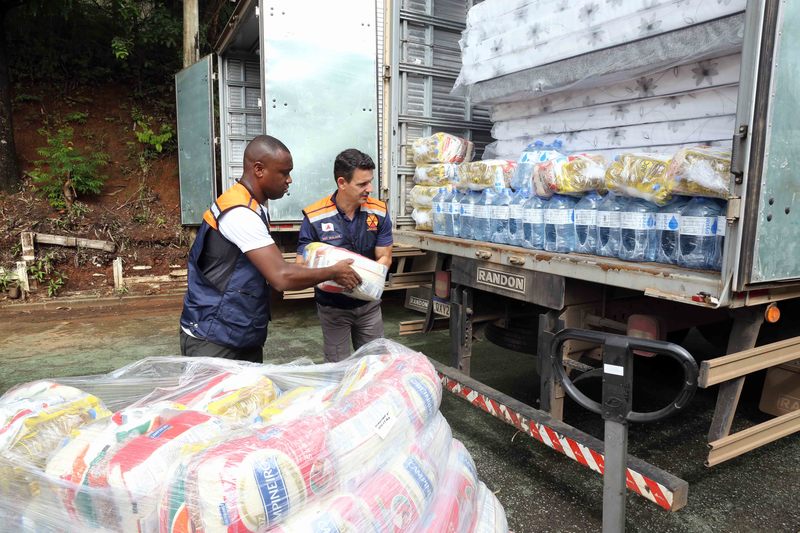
[759, 359, 800, 416]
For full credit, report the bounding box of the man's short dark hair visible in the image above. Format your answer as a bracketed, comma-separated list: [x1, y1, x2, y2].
[334, 148, 375, 183]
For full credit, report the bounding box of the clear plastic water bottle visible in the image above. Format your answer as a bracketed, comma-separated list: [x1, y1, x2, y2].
[473, 188, 496, 242]
[714, 205, 727, 271]
[619, 198, 658, 262]
[678, 197, 723, 269]
[522, 195, 548, 249]
[446, 189, 464, 238]
[432, 186, 449, 236]
[511, 140, 544, 191]
[574, 191, 602, 255]
[490, 188, 514, 244]
[459, 190, 481, 240]
[655, 196, 689, 264]
[508, 186, 531, 247]
[544, 194, 577, 253]
[596, 192, 624, 258]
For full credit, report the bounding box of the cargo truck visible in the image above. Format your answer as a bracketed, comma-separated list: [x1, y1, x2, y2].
[175, 0, 800, 514]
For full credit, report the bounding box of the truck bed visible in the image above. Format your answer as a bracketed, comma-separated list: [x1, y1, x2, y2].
[394, 229, 726, 308]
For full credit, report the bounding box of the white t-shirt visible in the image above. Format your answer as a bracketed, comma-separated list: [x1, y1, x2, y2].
[217, 205, 275, 252]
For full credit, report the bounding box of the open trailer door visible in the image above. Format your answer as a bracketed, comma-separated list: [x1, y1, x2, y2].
[175, 55, 217, 226]
[734, 0, 800, 289]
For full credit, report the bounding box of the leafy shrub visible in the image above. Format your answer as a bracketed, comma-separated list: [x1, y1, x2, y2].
[47, 272, 68, 297]
[30, 127, 110, 209]
[64, 111, 89, 124]
[132, 108, 175, 155]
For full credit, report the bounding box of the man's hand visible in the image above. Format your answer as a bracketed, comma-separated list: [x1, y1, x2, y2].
[331, 259, 362, 290]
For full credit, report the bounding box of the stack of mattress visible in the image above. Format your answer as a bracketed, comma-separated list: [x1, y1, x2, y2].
[454, 0, 747, 160]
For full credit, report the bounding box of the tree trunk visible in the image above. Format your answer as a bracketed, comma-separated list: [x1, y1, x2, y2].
[183, 0, 199, 68]
[0, 10, 20, 193]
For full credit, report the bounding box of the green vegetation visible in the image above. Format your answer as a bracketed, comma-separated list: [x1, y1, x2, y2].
[47, 272, 68, 297]
[30, 127, 110, 209]
[132, 108, 175, 155]
[64, 112, 89, 124]
[27, 253, 67, 297]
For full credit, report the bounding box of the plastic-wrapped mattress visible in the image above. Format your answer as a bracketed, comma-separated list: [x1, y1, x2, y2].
[454, 0, 745, 102]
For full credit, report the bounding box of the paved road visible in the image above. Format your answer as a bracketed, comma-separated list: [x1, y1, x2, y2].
[0, 294, 798, 532]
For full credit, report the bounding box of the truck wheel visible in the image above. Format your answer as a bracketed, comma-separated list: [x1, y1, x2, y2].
[485, 320, 538, 355]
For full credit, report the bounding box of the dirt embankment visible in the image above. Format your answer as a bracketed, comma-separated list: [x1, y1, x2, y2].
[1, 83, 191, 302]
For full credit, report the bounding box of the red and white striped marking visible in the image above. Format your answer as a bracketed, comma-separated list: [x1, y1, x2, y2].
[440, 373, 675, 511]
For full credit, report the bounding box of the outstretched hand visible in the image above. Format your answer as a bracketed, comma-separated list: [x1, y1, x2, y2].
[331, 259, 362, 290]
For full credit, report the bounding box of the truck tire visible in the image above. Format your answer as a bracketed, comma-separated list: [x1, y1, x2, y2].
[485, 320, 538, 355]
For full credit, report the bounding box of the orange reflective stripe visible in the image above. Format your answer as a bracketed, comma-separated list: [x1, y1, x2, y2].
[303, 195, 336, 217]
[202, 183, 261, 229]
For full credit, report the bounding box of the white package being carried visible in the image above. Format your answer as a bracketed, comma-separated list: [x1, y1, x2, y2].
[413, 132, 475, 165]
[0, 339, 509, 533]
[303, 242, 388, 302]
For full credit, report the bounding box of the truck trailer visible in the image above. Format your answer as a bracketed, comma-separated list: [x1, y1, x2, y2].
[175, 0, 800, 519]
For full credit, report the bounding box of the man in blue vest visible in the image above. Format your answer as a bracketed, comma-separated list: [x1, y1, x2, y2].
[180, 135, 361, 362]
[296, 148, 393, 362]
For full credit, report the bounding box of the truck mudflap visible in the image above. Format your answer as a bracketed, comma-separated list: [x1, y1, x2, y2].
[431, 359, 689, 512]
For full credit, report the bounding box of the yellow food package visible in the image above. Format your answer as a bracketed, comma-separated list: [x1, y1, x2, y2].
[605, 153, 672, 205]
[666, 146, 731, 199]
[412, 133, 474, 165]
[413, 163, 459, 186]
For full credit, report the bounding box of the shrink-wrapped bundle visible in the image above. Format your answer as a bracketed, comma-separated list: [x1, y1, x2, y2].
[302, 242, 388, 302]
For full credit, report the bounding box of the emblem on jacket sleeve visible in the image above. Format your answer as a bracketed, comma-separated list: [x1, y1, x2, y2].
[321, 222, 335, 232]
[366, 214, 379, 231]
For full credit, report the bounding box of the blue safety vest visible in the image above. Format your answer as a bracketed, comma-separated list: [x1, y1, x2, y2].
[180, 183, 271, 348]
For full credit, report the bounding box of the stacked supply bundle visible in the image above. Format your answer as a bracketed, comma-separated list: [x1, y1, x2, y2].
[436, 0, 744, 269]
[410, 133, 475, 231]
[454, 0, 745, 169]
[0, 339, 509, 533]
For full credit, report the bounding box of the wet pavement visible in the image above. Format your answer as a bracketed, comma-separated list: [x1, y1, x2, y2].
[0, 293, 798, 532]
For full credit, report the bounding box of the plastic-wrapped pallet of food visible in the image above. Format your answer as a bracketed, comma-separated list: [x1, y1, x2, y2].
[0, 381, 111, 469]
[533, 153, 607, 198]
[666, 146, 731, 199]
[303, 241, 389, 302]
[410, 184, 443, 208]
[412, 132, 474, 165]
[457, 160, 517, 190]
[412, 207, 433, 231]
[414, 163, 460, 186]
[0, 339, 509, 533]
[605, 153, 673, 204]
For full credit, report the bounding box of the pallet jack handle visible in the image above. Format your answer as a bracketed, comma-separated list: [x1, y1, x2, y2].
[549, 328, 699, 532]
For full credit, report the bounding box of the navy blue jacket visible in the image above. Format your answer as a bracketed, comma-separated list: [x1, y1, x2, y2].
[180, 183, 271, 348]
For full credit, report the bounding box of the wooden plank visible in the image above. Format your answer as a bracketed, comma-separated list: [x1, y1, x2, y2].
[113, 257, 124, 290]
[699, 336, 800, 387]
[707, 409, 800, 466]
[21, 232, 35, 261]
[389, 271, 434, 284]
[399, 318, 449, 335]
[34, 232, 116, 252]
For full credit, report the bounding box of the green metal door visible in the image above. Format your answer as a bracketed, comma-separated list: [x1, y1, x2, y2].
[175, 55, 216, 225]
[737, 0, 800, 285]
